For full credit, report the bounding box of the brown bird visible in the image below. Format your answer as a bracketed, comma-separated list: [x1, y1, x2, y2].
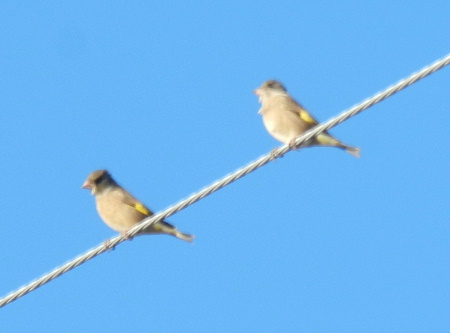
[254, 80, 360, 157]
[82, 170, 193, 242]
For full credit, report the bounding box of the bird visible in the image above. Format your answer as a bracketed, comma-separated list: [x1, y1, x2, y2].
[254, 80, 360, 157]
[82, 170, 194, 242]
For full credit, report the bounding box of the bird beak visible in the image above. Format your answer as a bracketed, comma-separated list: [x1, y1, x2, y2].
[81, 181, 91, 189]
[254, 88, 264, 106]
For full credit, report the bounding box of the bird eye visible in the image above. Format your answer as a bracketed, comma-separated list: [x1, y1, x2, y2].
[94, 174, 104, 185]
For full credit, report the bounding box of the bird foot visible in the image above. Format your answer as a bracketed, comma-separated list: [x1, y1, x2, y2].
[270, 149, 278, 160]
[288, 138, 299, 150]
[103, 239, 115, 251]
[120, 231, 133, 241]
[270, 148, 284, 160]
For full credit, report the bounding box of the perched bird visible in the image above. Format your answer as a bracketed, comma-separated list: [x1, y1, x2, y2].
[254, 80, 360, 157]
[82, 170, 193, 242]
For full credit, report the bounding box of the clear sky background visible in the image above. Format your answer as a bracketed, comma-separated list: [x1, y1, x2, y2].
[0, 2, 448, 332]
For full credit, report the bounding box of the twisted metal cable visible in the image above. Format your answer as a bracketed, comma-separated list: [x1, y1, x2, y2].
[1, 54, 449, 308]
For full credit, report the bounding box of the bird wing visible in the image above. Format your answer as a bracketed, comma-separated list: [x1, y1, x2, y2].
[297, 108, 318, 126]
[279, 96, 319, 127]
[111, 187, 154, 216]
[118, 190, 178, 232]
[129, 201, 152, 216]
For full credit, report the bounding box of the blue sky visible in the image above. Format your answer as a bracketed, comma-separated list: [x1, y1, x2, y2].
[0, 2, 448, 332]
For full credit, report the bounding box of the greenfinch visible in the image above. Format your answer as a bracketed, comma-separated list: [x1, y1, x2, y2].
[82, 170, 194, 242]
[254, 80, 360, 157]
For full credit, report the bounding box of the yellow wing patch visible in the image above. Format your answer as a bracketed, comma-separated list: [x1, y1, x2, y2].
[132, 202, 151, 216]
[298, 110, 317, 126]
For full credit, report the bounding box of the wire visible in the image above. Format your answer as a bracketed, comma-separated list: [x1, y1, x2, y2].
[1, 54, 449, 308]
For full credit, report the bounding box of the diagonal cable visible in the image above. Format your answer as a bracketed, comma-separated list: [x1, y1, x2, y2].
[0, 54, 449, 308]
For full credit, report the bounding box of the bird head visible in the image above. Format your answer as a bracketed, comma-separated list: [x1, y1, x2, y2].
[254, 79, 287, 101]
[81, 169, 116, 195]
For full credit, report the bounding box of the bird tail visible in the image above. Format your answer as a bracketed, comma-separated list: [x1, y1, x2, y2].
[173, 231, 195, 243]
[344, 146, 360, 158]
[316, 133, 360, 158]
[163, 222, 194, 243]
[140, 220, 194, 243]
[158, 220, 195, 243]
